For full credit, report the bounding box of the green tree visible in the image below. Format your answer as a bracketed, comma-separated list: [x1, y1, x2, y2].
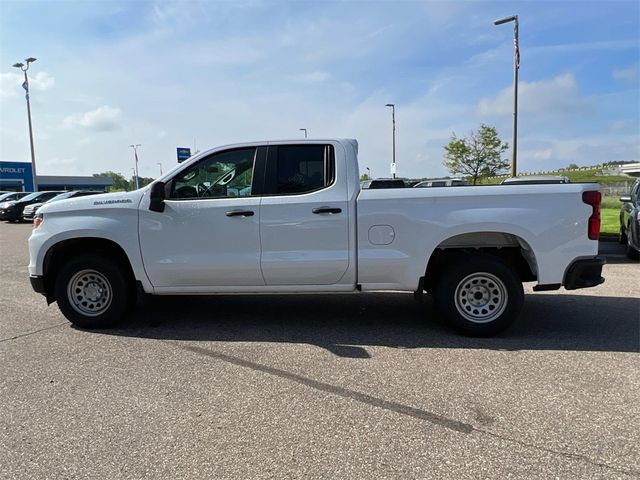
[567, 163, 579, 170]
[94, 171, 130, 191]
[443, 124, 509, 185]
[360, 173, 371, 181]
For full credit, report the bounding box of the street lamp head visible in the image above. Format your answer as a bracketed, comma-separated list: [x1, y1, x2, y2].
[25, 57, 37, 64]
[12, 62, 24, 69]
[385, 103, 394, 107]
[494, 15, 517, 25]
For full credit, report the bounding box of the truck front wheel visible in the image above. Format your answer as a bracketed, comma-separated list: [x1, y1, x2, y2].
[434, 255, 524, 336]
[54, 254, 132, 329]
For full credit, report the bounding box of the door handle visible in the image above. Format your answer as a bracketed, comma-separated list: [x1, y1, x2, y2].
[312, 207, 342, 214]
[225, 210, 255, 217]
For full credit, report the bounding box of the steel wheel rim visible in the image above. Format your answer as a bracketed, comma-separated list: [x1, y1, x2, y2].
[67, 269, 112, 317]
[454, 272, 508, 324]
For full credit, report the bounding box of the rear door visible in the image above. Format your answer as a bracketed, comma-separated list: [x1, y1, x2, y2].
[259, 143, 350, 285]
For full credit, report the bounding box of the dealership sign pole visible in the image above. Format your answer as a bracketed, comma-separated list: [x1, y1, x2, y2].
[385, 103, 396, 179]
[12, 58, 38, 192]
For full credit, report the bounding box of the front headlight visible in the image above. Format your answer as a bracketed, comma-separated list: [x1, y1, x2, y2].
[33, 214, 44, 229]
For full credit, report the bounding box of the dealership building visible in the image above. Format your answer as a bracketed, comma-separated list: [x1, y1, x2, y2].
[0, 161, 113, 192]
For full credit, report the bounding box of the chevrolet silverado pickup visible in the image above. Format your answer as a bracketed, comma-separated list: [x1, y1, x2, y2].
[28, 139, 605, 335]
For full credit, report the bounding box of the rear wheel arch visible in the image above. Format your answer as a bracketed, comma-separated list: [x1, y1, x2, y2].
[422, 232, 537, 294]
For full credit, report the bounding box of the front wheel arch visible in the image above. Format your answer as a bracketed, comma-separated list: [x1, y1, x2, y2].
[43, 237, 136, 300]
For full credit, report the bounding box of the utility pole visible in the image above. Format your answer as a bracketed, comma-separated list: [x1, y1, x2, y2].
[385, 104, 396, 178]
[494, 15, 519, 177]
[12, 57, 38, 191]
[299, 128, 308, 138]
[129, 144, 141, 189]
[157, 162, 163, 176]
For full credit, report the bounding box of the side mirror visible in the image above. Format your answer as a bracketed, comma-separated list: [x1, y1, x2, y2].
[620, 194, 632, 203]
[149, 181, 166, 212]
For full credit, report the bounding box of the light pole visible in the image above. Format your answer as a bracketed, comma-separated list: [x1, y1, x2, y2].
[129, 144, 141, 189]
[12, 57, 38, 192]
[299, 128, 307, 138]
[385, 104, 396, 178]
[157, 162, 163, 176]
[494, 15, 519, 177]
[366, 167, 371, 179]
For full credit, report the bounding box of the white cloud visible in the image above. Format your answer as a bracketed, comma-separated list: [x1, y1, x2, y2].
[613, 63, 638, 82]
[63, 105, 121, 131]
[0, 71, 55, 98]
[477, 73, 590, 117]
[292, 71, 331, 83]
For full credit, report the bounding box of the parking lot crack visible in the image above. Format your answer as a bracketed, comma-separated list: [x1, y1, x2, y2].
[474, 427, 640, 477]
[0, 322, 67, 344]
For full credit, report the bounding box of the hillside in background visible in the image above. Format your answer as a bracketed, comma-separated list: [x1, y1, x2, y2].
[478, 167, 634, 185]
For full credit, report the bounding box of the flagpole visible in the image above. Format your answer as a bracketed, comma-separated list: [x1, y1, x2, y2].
[493, 15, 519, 177]
[511, 18, 519, 177]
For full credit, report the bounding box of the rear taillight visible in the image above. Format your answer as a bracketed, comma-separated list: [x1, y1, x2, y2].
[582, 191, 601, 240]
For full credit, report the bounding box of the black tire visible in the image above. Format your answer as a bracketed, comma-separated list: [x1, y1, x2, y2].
[434, 255, 524, 336]
[626, 243, 640, 260]
[54, 254, 133, 329]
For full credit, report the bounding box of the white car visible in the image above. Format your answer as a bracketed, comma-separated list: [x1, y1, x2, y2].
[28, 139, 604, 336]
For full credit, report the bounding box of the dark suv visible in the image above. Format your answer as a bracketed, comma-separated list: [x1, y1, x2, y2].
[619, 178, 640, 260]
[0, 191, 60, 222]
[368, 178, 406, 189]
[22, 190, 101, 221]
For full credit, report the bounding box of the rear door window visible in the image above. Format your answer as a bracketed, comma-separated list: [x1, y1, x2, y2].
[264, 145, 335, 195]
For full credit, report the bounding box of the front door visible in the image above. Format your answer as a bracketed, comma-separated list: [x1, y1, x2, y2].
[139, 146, 265, 288]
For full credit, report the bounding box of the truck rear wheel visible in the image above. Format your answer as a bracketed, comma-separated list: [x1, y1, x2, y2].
[54, 254, 132, 329]
[434, 255, 524, 336]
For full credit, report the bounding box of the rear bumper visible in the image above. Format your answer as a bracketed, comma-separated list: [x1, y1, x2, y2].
[563, 256, 605, 290]
[30, 275, 46, 295]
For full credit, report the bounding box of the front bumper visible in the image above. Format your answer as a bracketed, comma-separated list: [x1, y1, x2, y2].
[564, 256, 606, 290]
[0, 209, 16, 220]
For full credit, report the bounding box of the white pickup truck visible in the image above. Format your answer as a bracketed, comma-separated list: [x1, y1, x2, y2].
[28, 139, 605, 335]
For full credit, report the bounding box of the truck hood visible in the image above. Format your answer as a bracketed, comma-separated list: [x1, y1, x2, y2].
[38, 189, 146, 215]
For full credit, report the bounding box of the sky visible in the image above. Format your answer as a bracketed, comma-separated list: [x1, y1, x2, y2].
[0, 0, 638, 179]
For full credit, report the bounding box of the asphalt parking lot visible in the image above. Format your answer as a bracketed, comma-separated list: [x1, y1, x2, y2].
[1, 223, 638, 479]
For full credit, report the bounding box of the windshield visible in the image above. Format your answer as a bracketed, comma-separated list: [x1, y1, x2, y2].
[19, 192, 44, 201]
[20, 191, 56, 202]
[0, 192, 18, 202]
